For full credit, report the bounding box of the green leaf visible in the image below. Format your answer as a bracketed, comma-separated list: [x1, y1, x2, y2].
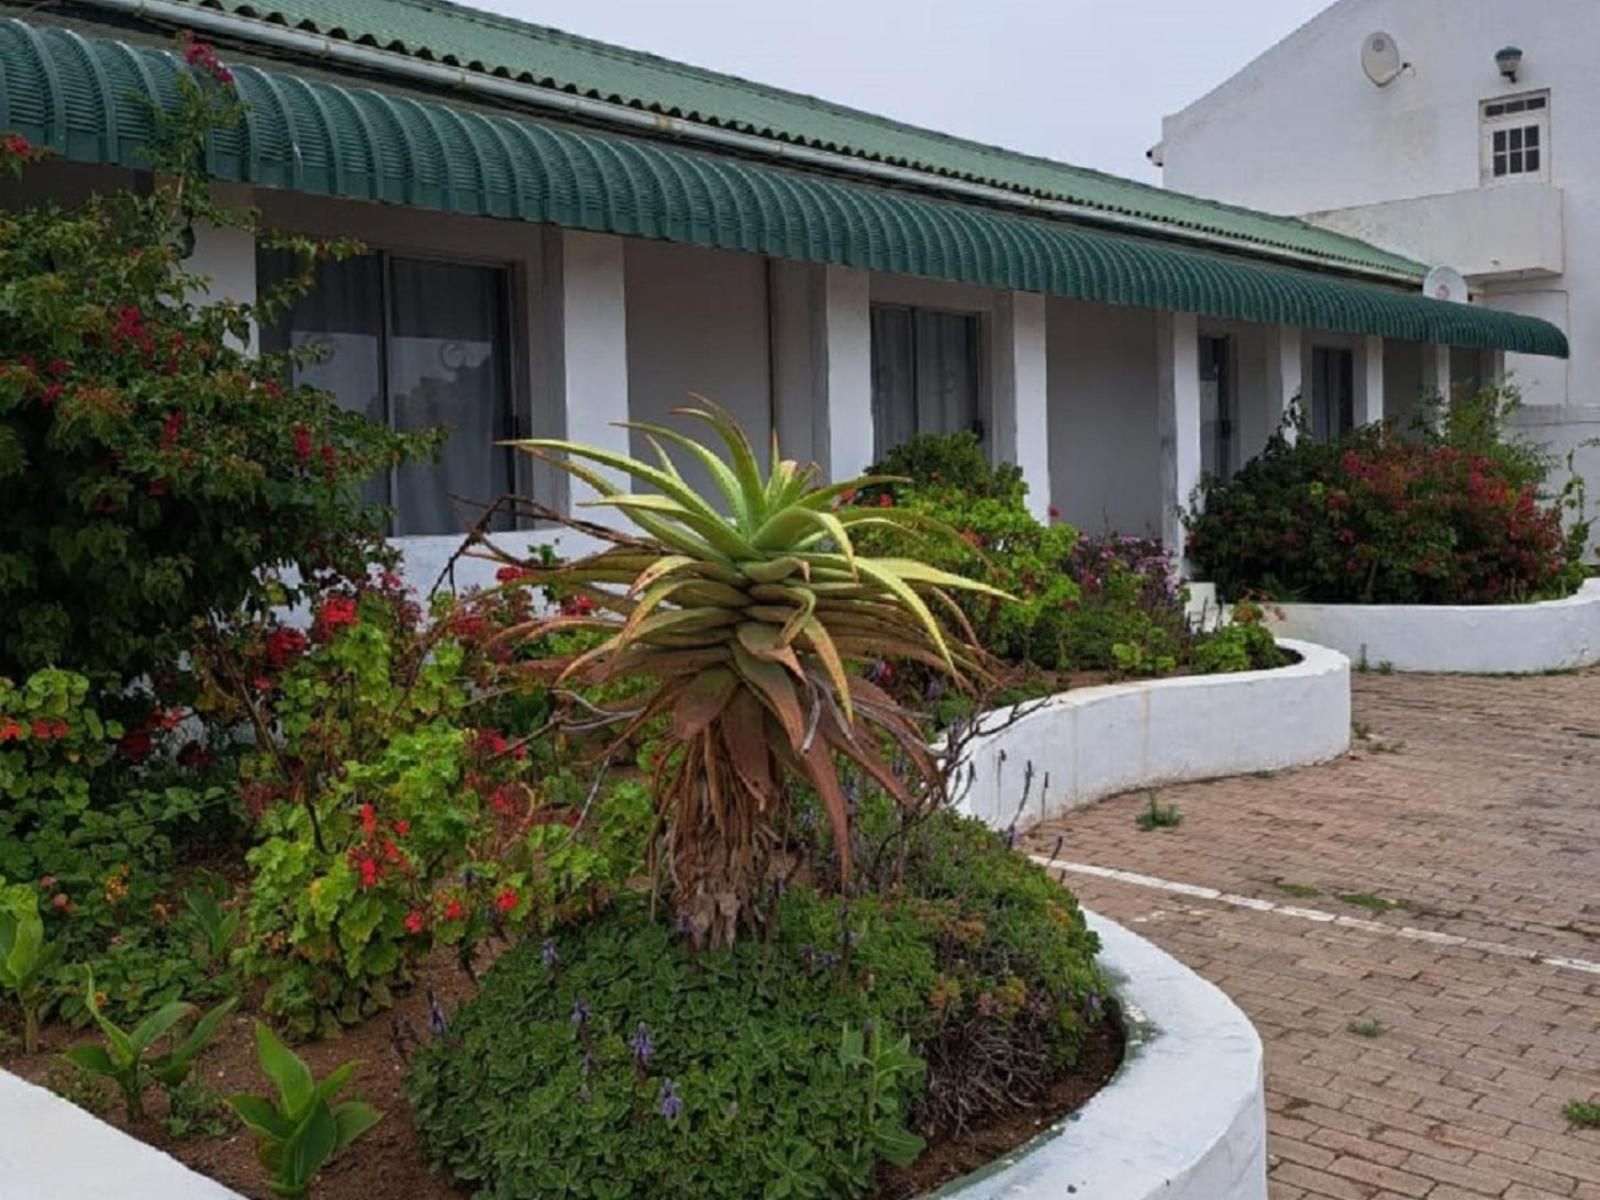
[80, 970, 135, 1065]
[64, 1044, 117, 1076]
[227, 1093, 296, 1143]
[283, 1098, 338, 1191]
[128, 1001, 196, 1054]
[873, 1125, 927, 1168]
[330, 1100, 382, 1151]
[255, 1021, 314, 1118]
[152, 995, 238, 1084]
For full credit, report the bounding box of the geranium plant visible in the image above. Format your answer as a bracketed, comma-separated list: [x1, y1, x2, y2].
[498, 401, 1006, 947]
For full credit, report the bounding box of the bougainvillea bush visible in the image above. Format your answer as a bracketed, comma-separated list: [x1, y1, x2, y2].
[0, 66, 430, 692]
[408, 803, 1106, 1200]
[1186, 418, 1588, 605]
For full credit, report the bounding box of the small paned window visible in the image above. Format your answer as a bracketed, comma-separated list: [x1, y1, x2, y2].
[1481, 92, 1550, 183]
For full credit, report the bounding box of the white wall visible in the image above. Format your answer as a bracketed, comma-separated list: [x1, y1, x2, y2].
[1161, 0, 1593, 407]
[623, 239, 772, 498]
[1048, 299, 1163, 536]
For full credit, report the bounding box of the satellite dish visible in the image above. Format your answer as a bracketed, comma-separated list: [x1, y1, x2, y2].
[1362, 32, 1403, 86]
[1423, 265, 1470, 304]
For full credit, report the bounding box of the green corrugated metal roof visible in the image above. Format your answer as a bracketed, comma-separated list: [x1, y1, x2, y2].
[0, 20, 1568, 356]
[78, 0, 1425, 279]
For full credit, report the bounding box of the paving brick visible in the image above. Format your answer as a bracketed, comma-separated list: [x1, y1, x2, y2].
[1023, 671, 1600, 1200]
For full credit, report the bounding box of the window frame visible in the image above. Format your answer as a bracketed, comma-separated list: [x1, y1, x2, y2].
[1480, 90, 1550, 185]
[258, 244, 525, 537]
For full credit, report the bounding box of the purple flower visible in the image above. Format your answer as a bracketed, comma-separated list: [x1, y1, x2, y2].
[541, 937, 559, 970]
[426, 985, 448, 1036]
[629, 1021, 655, 1069]
[571, 997, 590, 1029]
[658, 1078, 683, 1123]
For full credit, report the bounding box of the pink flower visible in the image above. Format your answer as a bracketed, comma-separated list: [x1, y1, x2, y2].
[404, 910, 424, 934]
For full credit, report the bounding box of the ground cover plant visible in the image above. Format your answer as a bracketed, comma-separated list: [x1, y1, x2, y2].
[1185, 392, 1591, 604]
[408, 799, 1107, 1200]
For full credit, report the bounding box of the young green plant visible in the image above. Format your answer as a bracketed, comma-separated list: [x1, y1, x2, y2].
[0, 881, 60, 1053]
[64, 969, 238, 1121]
[501, 400, 1008, 946]
[228, 1022, 382, 1199]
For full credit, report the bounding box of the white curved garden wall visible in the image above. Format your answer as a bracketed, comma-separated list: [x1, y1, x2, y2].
[1265, 578, 1600, 674]
[954, 639, 1350, 830]
[928, 908, 1268, 1200]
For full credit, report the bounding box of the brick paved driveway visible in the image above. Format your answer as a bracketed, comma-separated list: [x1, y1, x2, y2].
[1023, 671, 1600, 1199]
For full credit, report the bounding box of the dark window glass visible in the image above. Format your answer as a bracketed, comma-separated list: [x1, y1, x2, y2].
[259, 251, 515, 536]
[869, 304, 981, 459]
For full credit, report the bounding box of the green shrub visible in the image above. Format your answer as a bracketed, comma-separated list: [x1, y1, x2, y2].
[863, 435, 1081, 669]
[0, 668, 237, 1024]
[1186, 404, 1587, 605]
[407, 809, 1105, 1200]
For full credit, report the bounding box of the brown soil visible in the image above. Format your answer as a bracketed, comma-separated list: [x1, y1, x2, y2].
[6, 955, 1124, 1200]
[872, 1011, 1125, 1199]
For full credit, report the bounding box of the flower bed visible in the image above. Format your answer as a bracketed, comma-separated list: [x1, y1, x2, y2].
[1263, 578, 1600, 674]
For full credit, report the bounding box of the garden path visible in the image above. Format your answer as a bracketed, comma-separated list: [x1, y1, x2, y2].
[1024, 669, 1600, 1200]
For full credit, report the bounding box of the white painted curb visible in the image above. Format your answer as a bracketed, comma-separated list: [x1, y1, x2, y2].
[954, 639, 1351, 830]
[1265, 577, 1600, 674]
[924, 907, 1268, 1200]
[0, 1068, 246, 1200]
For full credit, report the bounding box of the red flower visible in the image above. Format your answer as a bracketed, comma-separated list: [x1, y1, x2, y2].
[382, 838, 401, 864]
[291, 423, 313, 463]
[176, 740, 213, 771]
[265, 626, 309, 667]
[494, 888, 518, 914]
[558, 594, 596, 617]
[404, 910, 425, 934]
[443, 898, 467, 922]
[476, 729, 509, 757]
[878, 493, 894, 507]
[360, 803, 377, 835]
[2, 134, 32, 156]
[393, 819, 410, 837]
[160, 409, 186, 449]
[38, 383, 63, 408]
[0, 719, 21, 742]
[118, 729, 153, 762]
[316, 596, 359, 632]
[496, 565, 534, 583]
[490, 784, 517, 815]
[31, 719, 68, 740]
[358, 857, 379, 888]
[1048, 506, 1061, 520]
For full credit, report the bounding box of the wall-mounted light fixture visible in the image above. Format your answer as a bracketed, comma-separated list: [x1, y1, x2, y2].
[1496, 45, 1523, 83]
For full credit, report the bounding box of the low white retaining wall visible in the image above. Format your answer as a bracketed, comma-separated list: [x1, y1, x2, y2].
[928, 907, 1268, 1200]
[0, 1068, 245, 1200]
[1265, 578, 1600, 674]
[955, 639, 1350, 830]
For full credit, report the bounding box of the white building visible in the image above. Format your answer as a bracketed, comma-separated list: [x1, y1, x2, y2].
[1157, 0, 1600, 472]
[0, 0, 1567, 587]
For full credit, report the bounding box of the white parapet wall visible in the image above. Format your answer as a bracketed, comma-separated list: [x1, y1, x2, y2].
[1265, 578, 1600, 674]
[0, 1068, 247, 1200]
[928, 907, 1268, 1200]
[954, 639, 1351, 830]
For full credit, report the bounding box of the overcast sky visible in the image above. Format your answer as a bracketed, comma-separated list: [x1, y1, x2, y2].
[470, 0, 1331, 183]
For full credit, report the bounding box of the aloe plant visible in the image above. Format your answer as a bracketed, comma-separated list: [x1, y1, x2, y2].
[228, 1022, 382, 1198]
[0, 881, 59, 1053]
[65, 969, 238, 1120]
[504, 399, 1005, 946]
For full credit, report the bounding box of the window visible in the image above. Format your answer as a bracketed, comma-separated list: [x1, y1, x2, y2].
[259, 251, 516, 536]
[1481, 92, 1549, 183]
[1310, 346, 1354, 442]
[1199, 335, 1233, 479]
[869, 305, 982, 457]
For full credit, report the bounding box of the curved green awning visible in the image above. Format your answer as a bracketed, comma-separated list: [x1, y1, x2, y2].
[0, 19, 1569, 357]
